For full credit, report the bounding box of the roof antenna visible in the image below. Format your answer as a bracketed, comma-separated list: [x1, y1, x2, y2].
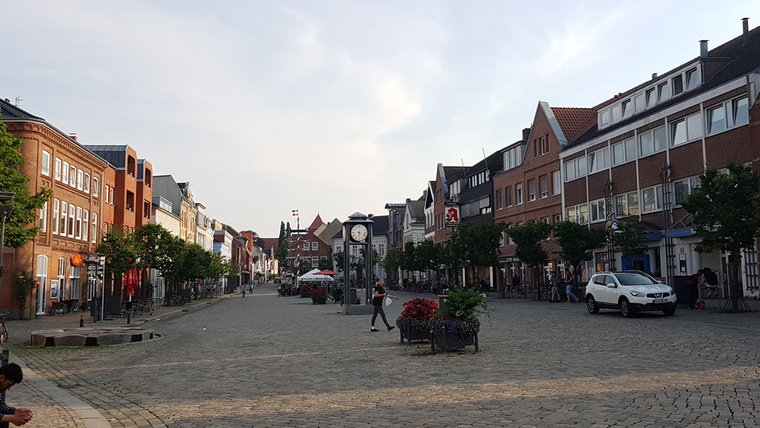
[14, 97, 23, 107]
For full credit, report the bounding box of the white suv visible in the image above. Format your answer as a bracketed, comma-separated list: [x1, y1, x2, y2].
[585, 271, 677, 317]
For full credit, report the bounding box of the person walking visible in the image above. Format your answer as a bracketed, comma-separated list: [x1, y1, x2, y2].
[0, 363, 33, 427]
[564, 269, 579, 303]
[371, 279, 397, 332]
[549, 271, 561, 302]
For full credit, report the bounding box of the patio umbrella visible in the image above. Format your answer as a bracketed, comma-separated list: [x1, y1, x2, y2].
[315, 269, 338, 275]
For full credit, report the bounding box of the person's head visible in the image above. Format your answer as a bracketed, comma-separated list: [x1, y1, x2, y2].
[0, 363, 23, 391]
[377, 278, 384, 286]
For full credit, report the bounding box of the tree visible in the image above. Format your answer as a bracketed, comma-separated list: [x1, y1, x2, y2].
[608, 217, 648, 256]
[682, 164, 760, 312]
[381, 247, 404, 279]
[0, 121, 51, 249]
[449, 221, 508, 285]
[508, 220, 552, 292]
[133, 224, 174, 298]
[553, 220, 606, 279]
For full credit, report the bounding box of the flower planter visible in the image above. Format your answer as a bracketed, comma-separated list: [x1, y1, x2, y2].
[399, 324, 432, 343]
[432, 331, 478, 352]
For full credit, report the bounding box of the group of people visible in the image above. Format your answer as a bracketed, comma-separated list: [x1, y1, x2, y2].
[549, 269, 580, 303]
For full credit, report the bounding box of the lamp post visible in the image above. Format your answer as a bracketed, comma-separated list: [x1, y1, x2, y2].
[99, 256, 106, 322]
[0, 192, 15, 277]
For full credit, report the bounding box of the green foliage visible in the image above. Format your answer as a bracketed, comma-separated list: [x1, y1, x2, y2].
[414, 239, 440, 271]
[0, 121, 52, 248]
[436, 285, 487, 320]
[449, 221, 507, 268]
[13, 274, 36, 319]
[553, 220, 606, 267]
[381, 247, 404, 275]
[607, 217, 648, 256]
[508, 220, 551, 268]
[96, 228, 137, 276]
[333, 249, 345, 272]
[317, 258, 332, 271]
[682, 164, 760, 255]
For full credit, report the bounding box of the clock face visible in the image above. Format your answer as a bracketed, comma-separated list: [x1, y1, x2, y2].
[350, 224, 368, 242]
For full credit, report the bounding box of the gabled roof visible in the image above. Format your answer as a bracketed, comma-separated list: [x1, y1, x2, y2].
[369, 215, 389, 235]
[551, 107, 597, 143]
[316, 218, 342, 245]
[406, 199, 425, 225]
[0, 98, 44, 120]
[307, 213, 325, 232]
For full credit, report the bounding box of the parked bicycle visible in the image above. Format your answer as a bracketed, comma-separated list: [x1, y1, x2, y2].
[0, 312, 9, 343]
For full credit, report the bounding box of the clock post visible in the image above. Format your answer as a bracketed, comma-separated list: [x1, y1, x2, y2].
[342, 212, 374, 315]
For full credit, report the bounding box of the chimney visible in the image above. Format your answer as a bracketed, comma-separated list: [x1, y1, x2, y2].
[742, 17, 749, 38]
[700, 40, 709, 58]
[69, 133, 78, 142]
[522, 128, 531, 141]
[652, 73, 658, 80]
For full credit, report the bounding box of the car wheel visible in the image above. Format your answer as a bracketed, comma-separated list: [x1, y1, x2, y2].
[663, 305, 676, 316]
[586, 295, 599, 314]
[620, 298, 634, 318]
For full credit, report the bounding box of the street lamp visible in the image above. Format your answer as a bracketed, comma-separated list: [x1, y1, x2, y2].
[0, 192, 15, 276]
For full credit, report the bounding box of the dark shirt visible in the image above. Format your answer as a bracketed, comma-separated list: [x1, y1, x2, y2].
[372, 285, 386, 306]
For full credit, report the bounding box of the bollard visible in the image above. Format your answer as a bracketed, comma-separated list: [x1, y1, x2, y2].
[127, 309, 132, 325]
[80, 314, 84, 327]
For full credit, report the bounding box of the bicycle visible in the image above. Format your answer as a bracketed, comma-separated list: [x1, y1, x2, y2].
[0, 312, 7, 343]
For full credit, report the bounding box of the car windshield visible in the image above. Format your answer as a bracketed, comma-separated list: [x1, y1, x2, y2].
[614, 273, 659, 286]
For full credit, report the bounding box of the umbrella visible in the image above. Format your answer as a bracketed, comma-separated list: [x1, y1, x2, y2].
[315, 269, 338, 275]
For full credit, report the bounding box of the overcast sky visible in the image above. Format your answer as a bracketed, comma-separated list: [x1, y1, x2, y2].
[2, 1, 757, 237]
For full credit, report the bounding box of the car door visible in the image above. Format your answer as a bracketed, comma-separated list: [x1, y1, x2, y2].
[594, 274, 616, 305]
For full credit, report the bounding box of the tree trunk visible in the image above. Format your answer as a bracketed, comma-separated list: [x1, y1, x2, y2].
[721, 250, 751, 312]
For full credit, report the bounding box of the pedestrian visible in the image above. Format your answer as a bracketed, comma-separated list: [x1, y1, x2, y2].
[565, 269, 579, 303]
[688, 271, 700, 309]
[549, 271, 561, 302]
[0, 363, 33, 427]
[370, 279, 397, 332]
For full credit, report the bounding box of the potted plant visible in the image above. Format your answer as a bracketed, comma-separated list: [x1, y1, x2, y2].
[395, 298, 439, 343]
[426, 286, 487, 352]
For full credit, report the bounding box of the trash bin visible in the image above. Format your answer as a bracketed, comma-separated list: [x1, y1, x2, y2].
[349, 288, 361, 305]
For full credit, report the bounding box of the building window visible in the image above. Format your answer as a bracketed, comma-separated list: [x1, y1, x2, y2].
[69, 266, 81, 302]
[639, 126, 666, 157]
[634, 94, 645, 113]
[646, 88, 657, 108]
[615, 191, 640, 217]
[52, 199, 59, 235]
[671, 113, 703, 146]
[62, 162, 69, 184]
[552, 171, 561, 195]
[707, 104, 727, 134]
[505, 187, 513, 207]
[76, 169, 84, 190]
[621, 99, 632, 119]
[565, 204, 588, 225]
[564, 156, 587, 181]
[69, 165, 77, 188]
[104, 185, 110, 203]
[685, 68, 699, 90]
[60, 202, 68, 235]
[539, 175, 548, 198]
[588, 147, 609, 173]
[68, 204, 75, 237]
[671, 75, 684, 96]
[311, 256, 319, 266]
[612, 137, 636, 165]
[41, 151, 51, 176]
[82, 210, 89, 241]
[75, 206, 83, 239]
[311, 242, 318, 251]
[733, 97, 749, 127]
[600, 109, 611, 128]
[54, 158, 61, 181]
[657, 82, 670, 102]
[303, 242, 310, 250]
[515, 183, 524, 205]
[91, 213, 98, 243]
[39, 201, 48, 232]
[674, 177, 701, 205]
[495, 189, 503, 210]
[642, 186, 663, 213]
[528, 179, 536, 201]
[93, 177, 99, 197]
[83, 173, 90, 193]
[589, 199, 606, 223]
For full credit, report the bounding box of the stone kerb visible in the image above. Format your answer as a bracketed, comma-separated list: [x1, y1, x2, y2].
[30, 326, 156, 347]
